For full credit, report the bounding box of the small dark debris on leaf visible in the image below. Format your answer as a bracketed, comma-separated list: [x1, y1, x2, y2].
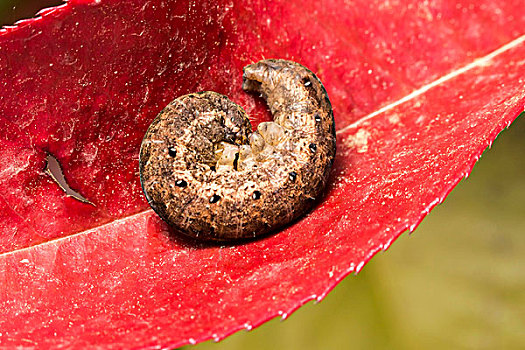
[44, 153, 94, 206]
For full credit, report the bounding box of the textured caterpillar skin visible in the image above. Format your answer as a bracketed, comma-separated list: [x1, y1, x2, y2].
[139, 59, 336, 241]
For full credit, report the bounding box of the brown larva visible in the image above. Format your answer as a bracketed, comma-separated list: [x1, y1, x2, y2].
[139, 59, 336, 241]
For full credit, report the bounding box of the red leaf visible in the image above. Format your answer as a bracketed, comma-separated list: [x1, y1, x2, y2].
[0, 0, 523, 348]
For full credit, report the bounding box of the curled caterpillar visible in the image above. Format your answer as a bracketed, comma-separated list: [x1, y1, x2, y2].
[139, 59, 336, 241]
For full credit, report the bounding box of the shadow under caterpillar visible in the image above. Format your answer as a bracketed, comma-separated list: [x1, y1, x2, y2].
[139, 59, 336, 241]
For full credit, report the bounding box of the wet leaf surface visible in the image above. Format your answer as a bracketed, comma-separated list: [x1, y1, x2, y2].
[0, 0, 523, 348]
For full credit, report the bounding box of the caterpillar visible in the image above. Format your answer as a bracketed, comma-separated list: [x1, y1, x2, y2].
[139, 59, 336, 241]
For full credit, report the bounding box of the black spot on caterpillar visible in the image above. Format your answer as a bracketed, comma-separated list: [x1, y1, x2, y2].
[139, 59, 336, 241]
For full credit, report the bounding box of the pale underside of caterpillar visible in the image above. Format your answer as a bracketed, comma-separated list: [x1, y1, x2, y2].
[139, 59, 336, 241]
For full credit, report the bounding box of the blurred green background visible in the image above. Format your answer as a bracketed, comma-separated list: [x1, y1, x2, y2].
[0, 0, 61, 26]
[2, 2, 523, 349]
[192, 114, 524, 350]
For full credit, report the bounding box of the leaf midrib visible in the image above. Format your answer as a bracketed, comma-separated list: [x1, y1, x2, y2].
[2, 34, 524, 258]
